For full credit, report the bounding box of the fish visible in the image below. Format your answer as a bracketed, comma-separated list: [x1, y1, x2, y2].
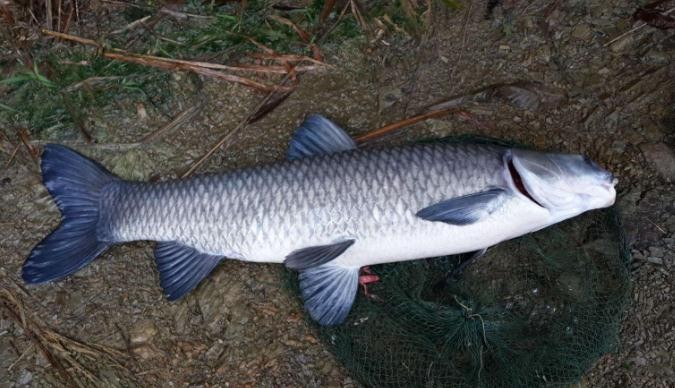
[22, 114, 617, 326]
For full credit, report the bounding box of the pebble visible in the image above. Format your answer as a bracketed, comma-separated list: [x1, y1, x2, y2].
[130, 320, 158, 344]
[132, 344, 160, 360]
[378, 86, 403, 110]
[649, 247, 665, 258]
[609, 34, 633, 52]
[571, 23, 593, 40]
[205, 341, 225, 364]
[17, 370, 32, 385]
[647, 257, 663, 265]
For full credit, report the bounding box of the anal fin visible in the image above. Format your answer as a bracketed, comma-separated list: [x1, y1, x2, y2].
[299, 264, 359, 326]
[155, 242, 223, 300]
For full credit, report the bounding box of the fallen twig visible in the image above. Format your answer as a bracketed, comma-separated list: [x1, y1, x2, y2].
[4, 143, 20, 168]
[180, 72, 297, 178]
[41, 29, 316, 92]
[354, 108, 462, 144]
[18, 128, 39, 160]
[248, 52, 328, 66]
[141, 104, 202, 143]
[110, 14, 152, 35]
[319, 0, 338, 23]
[604, 6, 675, 47]
[269, 14, 311, 43]
[0, 287, 132, 386]
[159, 6, 215, 21]
[29, 140, 144, 151]
[350, 0, 370, 33]
[317, 1, 353, 45]
[64, 76, 123, 92]
[247, 90, 294, 124]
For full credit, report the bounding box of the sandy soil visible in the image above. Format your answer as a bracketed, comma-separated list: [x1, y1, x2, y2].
[1, 1, 673, 387]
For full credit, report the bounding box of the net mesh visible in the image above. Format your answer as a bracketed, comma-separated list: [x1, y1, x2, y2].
[287, 138, 631, 388]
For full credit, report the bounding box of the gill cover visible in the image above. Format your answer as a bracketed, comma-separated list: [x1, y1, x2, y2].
[507, 149, 616, 218]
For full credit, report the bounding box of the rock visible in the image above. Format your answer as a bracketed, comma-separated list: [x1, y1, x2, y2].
[205, 341, 225, 365]
[667, 216, 675, 234]
[633, 356, 648, 366]
[571, 24, 593, 40]
[647, 257, 663, 265]
[129, 320, 158, 344]
[17, 370, 33, 385]
[640, 143, 675, 182]
[378, 86, 403, 110]
[609, 34, 633, 52]
[132, 344, 160, 360]
[649, 247, 665, 258]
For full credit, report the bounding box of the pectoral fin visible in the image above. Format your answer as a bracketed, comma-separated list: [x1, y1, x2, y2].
[284, 239, 355, 270]
[416, 188, 507, 225]
[299, 264, 360, 326]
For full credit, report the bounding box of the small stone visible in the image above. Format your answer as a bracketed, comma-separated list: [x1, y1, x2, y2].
[609, 34, 633, 52]
[130, 320, 158, 344]
[205, 341, 225, 364]
[17, 370, 33, 385]
[499, 44, 510, 51]
[378, 86, 403, 110]
[132, 344, 160, 360]
[649, 246, 665, 258]
[571, 23, 592, 40]
[135, 102, 148, 120]
[640, 143, 675, 181]
[647, 257, 663, 265]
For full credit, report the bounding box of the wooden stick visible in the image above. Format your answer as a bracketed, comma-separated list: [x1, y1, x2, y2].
[141, 104, 201, 143]
[604, 7, 675, 47]
[41, 29, 306, 92]
[354, 108, 461, 144]
[180, 73, 297, 178]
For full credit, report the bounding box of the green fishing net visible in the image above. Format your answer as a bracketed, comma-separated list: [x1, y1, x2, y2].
[289, 138, 631, 387]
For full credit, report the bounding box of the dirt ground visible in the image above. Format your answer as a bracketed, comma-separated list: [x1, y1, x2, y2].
[1, 0, 673, 387]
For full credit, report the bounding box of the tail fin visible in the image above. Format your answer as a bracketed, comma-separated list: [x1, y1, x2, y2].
[22, 144, 118, 284]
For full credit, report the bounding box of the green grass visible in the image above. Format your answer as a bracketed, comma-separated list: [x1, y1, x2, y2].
[0, 54, 167, 135]
[0, 0, 458, 138]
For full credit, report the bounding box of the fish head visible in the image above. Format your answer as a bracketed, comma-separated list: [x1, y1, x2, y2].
[506, 149, 617, 219]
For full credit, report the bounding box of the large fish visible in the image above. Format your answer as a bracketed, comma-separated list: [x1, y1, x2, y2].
[23, 115, 617, 325]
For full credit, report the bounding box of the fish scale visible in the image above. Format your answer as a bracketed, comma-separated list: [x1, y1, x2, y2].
[99, 143, 505, 263]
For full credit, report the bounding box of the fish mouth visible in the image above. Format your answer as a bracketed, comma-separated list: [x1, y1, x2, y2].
[505, 153, 545, 208]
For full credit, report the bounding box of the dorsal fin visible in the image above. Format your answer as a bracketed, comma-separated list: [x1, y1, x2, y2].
[288, 114, 357, 160]
[154, 242, 223, 300]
